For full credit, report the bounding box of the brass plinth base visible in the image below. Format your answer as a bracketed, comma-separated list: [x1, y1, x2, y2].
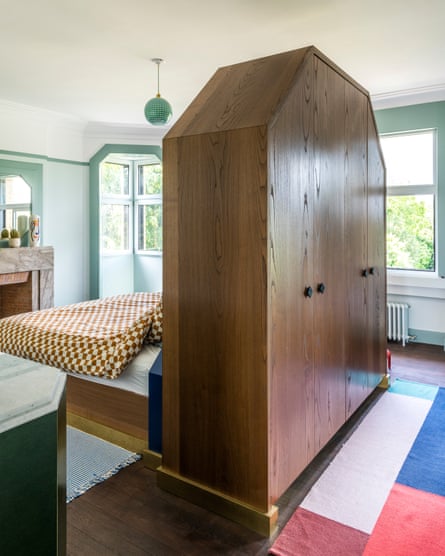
[157, 467, 278, 537]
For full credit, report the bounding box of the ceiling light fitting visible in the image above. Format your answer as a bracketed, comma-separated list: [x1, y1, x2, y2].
[144, 58, 173, 126]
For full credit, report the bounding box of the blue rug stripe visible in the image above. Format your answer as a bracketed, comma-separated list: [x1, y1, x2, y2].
[388, 378, 439, 400]
[396, 387, 445, 497]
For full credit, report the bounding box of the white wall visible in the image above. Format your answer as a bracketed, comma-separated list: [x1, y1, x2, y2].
[388, 273, 445, 345]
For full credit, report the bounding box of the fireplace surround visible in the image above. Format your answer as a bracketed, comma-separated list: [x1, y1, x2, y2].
[0, 247, 53, 318]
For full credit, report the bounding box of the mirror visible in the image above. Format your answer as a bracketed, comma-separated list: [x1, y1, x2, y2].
[0, 175, 32, 240]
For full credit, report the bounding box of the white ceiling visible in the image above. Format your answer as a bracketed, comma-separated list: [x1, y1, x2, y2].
[1, 0, 444, 127]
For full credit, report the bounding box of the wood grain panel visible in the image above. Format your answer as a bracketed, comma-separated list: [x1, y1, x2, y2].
[166, 49, 309, 138]
[66, 375, 148, 442]
[269, 54, 315, 501]
[344, 82, 370, 417]
[164, 127, 269, 510]
[367, 106, 387, 388]
[312, 59, 347, 450]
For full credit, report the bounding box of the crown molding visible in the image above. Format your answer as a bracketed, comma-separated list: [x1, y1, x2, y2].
[0, 98, 87, 131]
[371, 84, 445, 110]
[84, 121, 166, 141]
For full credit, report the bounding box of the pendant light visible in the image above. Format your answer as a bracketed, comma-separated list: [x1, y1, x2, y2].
[144, 58, 173, 126]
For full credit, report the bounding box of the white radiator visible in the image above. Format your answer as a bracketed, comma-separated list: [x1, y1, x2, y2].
[387, 302, 410, 346]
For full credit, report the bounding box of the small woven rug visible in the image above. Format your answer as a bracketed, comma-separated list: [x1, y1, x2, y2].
[66, 426, 141, 502]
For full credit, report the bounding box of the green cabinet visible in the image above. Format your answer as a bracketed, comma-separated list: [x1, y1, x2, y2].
[0, 354, 66, 556]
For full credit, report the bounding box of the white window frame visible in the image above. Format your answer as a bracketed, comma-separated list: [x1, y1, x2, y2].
[382, 128, 438, 277]
[99, 158, 133, 255]
[134, 160, 162, 256]
[100, 156, 162, 256]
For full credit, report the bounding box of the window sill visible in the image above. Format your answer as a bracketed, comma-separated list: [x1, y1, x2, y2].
[387, 270, 445, 299]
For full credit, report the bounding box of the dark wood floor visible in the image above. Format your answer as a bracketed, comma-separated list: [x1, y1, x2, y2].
[67, 342, 445, 555]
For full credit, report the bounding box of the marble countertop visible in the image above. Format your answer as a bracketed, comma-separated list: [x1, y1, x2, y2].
[0, 352, 65, 433]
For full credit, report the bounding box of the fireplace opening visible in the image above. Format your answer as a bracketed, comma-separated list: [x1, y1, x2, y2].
[0, 272, 32, 318]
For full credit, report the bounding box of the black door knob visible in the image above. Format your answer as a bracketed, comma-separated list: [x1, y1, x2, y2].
[369, 267, 376, 275]
[362, 269, 368, 277]
[317, 283, 326, 294]
[304, 286, 313, 298]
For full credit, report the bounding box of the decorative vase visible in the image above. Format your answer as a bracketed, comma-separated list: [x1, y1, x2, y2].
[29, 214, 40, 247]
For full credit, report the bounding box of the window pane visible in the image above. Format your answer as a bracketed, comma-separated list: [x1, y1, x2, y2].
[101, 204, 129, 251]
[381, 131, 434, 186]
[387, 195, 434, 271]
[138, 204, 162, 251]
[0, 209, 15, 230]
[100, 162, 129, 195]
[138, 164, 162, 196]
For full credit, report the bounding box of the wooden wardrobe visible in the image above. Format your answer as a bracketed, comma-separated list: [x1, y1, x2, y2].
[160, 46, 386, 535]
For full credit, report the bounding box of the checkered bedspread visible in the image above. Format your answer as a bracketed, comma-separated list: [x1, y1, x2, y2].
[0, 292, 162, 379]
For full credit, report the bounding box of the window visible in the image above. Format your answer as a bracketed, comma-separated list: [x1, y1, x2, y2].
[381, 130, 436, 272]
[99, 157, 162, 254]
[136, 163, 162, 252]
[100, 162, 130, 252]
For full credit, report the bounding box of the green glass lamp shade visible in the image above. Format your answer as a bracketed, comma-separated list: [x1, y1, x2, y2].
[145, 95, 173, 125]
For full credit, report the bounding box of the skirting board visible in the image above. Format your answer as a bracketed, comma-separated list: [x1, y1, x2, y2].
[142, 449, 162, 470]
[67, 412, 147, 454]
[157, 467, 278, 537]
[408, 328, 444, 347]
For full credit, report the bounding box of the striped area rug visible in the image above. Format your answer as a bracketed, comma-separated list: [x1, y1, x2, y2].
[270, 379, 445, 555]
[66, 426, 141, 502]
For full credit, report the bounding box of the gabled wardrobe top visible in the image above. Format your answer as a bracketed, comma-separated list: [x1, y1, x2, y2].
[165, 45, 371, 138]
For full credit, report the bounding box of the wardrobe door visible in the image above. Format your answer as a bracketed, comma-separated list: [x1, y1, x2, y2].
[269, 57, 315, 500]
[312, 59, 346, 450]
[344, 84, 369, 418]
[367, 107, 387, 389]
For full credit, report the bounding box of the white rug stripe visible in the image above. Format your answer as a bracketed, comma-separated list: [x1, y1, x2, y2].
[67, 426, 141, 502]
[301, 392, 432, 534]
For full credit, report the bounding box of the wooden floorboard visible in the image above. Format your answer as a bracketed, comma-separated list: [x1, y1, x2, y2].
[388, 341, 445, 387]
[67, 342, 445, 555]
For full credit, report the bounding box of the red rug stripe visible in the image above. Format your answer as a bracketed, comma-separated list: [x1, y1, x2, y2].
[363, 483, 445, 556]
[269, 507, 369, 556]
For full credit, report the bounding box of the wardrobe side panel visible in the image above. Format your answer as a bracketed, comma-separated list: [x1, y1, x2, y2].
[164, 129, 270, 511]
[269, 57, 315, 502]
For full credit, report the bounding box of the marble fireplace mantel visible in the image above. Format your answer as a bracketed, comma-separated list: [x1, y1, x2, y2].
[0, 246, 54, 317]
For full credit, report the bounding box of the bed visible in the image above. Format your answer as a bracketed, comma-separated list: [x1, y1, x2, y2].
[0, 291, 162, 453]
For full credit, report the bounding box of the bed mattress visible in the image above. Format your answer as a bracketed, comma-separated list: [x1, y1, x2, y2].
[66, 344, 161, 396]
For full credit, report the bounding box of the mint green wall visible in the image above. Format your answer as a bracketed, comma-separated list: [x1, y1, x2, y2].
[374, 101, 445, 277]
[89, 144, 162, 299]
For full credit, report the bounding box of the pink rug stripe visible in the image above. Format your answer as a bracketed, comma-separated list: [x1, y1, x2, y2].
[269, 508, 369, 556]
[363, 483, 445, 556]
